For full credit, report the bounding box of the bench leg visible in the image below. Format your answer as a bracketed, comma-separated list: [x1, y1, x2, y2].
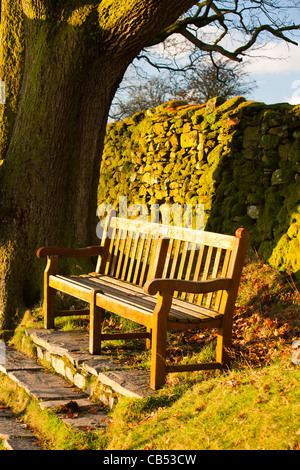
[44, 255, 58, 329]
[216, 323, 232, 366]
[150, 293, 172, 390]
[146, 327, 152, 349]
[44, 285, 56, 329]
[150, 324, 167, 390]
[89, 289, 104, 355]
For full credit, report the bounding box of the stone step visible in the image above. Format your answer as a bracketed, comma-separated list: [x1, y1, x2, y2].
[0, 328, 156, 449]
[0, 404, 42, 450]
[25, 328, 156, 407]
[0, 344, 111, 449]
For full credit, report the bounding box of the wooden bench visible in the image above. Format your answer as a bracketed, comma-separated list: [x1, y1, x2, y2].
[37, 215, 249, 390]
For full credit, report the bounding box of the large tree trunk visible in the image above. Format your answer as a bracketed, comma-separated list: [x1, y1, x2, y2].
[0, 0, 196, 331]
[0, 17, 124, 329]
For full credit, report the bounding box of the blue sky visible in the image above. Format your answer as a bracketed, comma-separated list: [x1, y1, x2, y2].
[244, 41, 300, 105]
[143, 36, 300, 108]
[238, 6, 300, 106]
[151, 5, 300, 107]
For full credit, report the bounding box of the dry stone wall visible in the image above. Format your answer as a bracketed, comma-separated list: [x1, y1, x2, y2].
[98, 97, 300, 275]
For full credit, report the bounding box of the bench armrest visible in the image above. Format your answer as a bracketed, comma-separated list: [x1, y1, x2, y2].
[37, 246, 103, 259]
[144, 277, 233, 296]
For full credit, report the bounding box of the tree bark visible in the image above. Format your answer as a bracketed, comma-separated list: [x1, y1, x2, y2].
[0, 0, 196, 331]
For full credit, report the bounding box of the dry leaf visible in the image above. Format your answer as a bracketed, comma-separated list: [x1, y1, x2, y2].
[195, 405, 205, 413]
[281, 395, 289, 405]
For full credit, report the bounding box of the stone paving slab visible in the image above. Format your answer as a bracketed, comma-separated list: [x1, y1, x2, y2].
[58, 409, 110, 431]
[0, 403, 42, 450]
[26, 328, 89, 356]
[82, 357, 127, 375]
[4, 437, 41, 450]
[39, 398, 111, 431]
[0, 346, 44, 373]
[97, 369, 155, 398]
[26, 328, 130, 369]
[0, 406, 14, 418]
[0, 404, 42, 449]
[39, 397, 94, 411]
[8, 369, 87, 401]
[0, 417, 35, 439]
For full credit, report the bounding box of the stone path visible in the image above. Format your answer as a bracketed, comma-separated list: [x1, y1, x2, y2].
[0, 345, 111, 450]
[0, 329, 155, 450]
[0, 404, 42, 450]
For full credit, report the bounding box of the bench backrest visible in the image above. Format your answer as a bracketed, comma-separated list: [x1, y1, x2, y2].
[96, 215, 170, 286]
[97, 215, 249, 314]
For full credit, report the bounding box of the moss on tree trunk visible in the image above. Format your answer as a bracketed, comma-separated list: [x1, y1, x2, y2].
[0, 0, 196, 331]
[0, 7, 126, 330]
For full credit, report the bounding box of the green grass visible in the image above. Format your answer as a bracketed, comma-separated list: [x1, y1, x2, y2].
[106, 360, 300, 450]
[1, 251, 299, 450]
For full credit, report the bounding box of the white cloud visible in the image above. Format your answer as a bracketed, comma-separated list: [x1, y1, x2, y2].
[286, 95, 300, 104]
[243, 42, 300, 75]
[284, 79, 300, 105]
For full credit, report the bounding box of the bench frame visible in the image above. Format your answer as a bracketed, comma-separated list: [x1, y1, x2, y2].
[37, 217, 249, 390]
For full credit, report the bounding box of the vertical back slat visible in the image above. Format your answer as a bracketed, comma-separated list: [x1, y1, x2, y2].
[132, 233, 147, 285]
[97, 213, 114, 274]
[121, 231, 133, 280]
[181, 243, 197, 300]
[126, 234, 140, 283]
[174, 242, 188, 298]
[169, 239, 181, 279]
[214, 249, 232, 311]
[162, 238, 174, 278]
[108, 227, 122, 276]
[139, 236, 152, 286]
[188, 244, 205, 303]
[115, 229, 127, 278]
[205, 247, 222, 308]
[103, 226, 117, 275]
[197, 245, 213, 306]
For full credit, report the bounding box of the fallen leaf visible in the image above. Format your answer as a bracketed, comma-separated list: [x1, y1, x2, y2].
[281, 395, 289, 405]
[226, 379, 242, 387]
[195, 405, 205, 413]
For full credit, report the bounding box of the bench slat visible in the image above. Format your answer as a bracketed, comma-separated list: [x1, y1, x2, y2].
[139, 236, 152, 286]
[205, 247, 222, 308]
[110, 217, 235, 249]
[214, 248, 232, 311]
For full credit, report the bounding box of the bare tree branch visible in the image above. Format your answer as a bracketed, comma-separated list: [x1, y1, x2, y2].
[146, 0, 300, 67]
[234, 23, 300, 56]
[180, 28, 242, 62]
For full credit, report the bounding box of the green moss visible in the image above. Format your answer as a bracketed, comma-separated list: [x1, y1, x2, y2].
[0, 0, 25, 159]
[99, 98, 300, 274]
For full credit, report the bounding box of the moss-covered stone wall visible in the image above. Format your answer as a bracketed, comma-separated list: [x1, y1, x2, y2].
[98, 97, 300, 275]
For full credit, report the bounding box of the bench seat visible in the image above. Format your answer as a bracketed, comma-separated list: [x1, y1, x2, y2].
[50, 273, 223, 328]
